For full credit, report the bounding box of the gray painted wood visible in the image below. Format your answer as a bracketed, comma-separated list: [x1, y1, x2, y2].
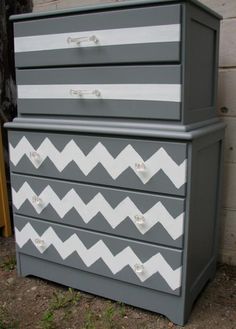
[16, 66, 181, 121]
[11, 173, 185, 248]
[13, 4, 181, 67]
[14, 215, 183, 296]
[6, 0, 225, 325]
[8, 130, 188, 196]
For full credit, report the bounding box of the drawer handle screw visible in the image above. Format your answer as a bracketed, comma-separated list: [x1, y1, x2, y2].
[134, 215, 145, 225]
[135, 162, 146, 172]
[70, 89, 101, 97]
[67, 35, 99, 45]
[134, 263, 144, 274]
[34, 238, 46, 250]
[29, 151, 42, 164]
[32, 195, 43, 207]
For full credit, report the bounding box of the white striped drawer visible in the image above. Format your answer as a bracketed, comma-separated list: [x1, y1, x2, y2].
[16, 66, 182, 121]
[13, 4, 181, 67]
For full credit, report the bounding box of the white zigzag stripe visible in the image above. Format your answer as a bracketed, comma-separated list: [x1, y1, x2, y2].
[12, 182, 184, 240]
[15, 223, 182, 290]
[9, 137, 187, 188]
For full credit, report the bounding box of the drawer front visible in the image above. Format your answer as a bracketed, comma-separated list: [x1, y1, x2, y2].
[12, 174, 185, 248]
[16, 66, 181, 121]
[9, 131, 187, 196]
[14, 215, 183, 295]
[14, 5, 181, 68]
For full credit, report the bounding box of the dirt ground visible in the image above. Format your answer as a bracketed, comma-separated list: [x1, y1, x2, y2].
[0, 236, 235, 329]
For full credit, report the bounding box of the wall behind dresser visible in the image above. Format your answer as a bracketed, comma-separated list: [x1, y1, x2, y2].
[32, 0, 236, 266]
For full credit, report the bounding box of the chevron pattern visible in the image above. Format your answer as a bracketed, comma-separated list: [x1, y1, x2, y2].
[12, 182, 184, 240]
[15, 223, 182, 290]
[9, 137, 187, 188]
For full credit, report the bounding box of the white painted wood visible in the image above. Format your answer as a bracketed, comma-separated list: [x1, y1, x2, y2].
[221, 117, 236, 164]
[33, 2, 57, 12]
[17, 84, 181, 103]
[218, 69, 236, 117]
[219, 19, 236, 68]
[220, 208, 236, 253]
[14, 24, 180, 53]
[56, 0, 117, 10]
[219, 249, 236, 266]
[199, 0, 236, 19]
[222, 163, 236, 210]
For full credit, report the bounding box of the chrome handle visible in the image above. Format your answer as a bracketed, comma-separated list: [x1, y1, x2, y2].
[134, 264, 144, 274]
[29, 151, 42, 164]
[67, 35, 99, 45]
[135, 162, 146, 172]
[32, 195, 43, 207]
[134, 215, 145, 225]
[70, 89, 101, 97]
[34, 238, 46, 250]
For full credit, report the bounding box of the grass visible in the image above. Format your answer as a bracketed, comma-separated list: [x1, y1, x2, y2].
[103, 303, 116, 328]
[0, 255, 16, 272]
[41, 310, 54, 329]
[40, 288, 81, 329]
[0, 306, 19, 329]
[82, 310, 96, 329]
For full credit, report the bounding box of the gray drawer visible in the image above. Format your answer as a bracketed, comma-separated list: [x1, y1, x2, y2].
[9, 130, 187, 196]
[14, 215, 183, 295]
[14, 4, 181, 68]
[16, 65, 181, 121]
[11, 174, 185, 248]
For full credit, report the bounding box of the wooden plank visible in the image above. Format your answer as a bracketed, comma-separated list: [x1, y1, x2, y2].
[0, 127, 12, 237]
[221, 117, 236, 164]
[222, 163, 236, 210]
[219, 19, 236, 68]
[56, 0, 116, 10]
[33, 0, 116, 12]
[33, 2, 57, 12]
[200, 0, 236, 19]
[218, 69, 236, 117]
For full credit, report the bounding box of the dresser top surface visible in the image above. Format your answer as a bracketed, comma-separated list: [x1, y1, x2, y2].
[10, 0, 221, 22]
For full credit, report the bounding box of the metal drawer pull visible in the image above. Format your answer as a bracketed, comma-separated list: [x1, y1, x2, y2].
[70, 89, 101, 97]
[67, 35, 99, 45]
[134, 264, 144, 274]
[34, 238, 46, 250]
[32, 195, 43, 207]
[134, 215, 145, 225]
[135, 162, 146, 172]
[29, 151, 42, 164]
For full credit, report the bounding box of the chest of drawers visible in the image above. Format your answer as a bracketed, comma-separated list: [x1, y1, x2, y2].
[6, 0, 225, 325]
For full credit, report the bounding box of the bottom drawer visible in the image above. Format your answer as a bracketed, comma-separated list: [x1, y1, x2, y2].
[14, 215, 183, 296]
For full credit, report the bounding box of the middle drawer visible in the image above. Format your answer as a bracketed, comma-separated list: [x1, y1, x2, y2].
[11, 174, 185, 248]
[16, 65, 182, 121]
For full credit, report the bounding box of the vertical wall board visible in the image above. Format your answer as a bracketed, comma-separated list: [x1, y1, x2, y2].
[219, 19, 236, 68]
[218, 69, 236, 117]
[200, 0, 236, 19]
[222, 163, 236, 210]
[222, 117, 236, 164]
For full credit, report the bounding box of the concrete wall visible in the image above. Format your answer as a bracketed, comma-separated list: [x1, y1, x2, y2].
[32, 0, 236, 265]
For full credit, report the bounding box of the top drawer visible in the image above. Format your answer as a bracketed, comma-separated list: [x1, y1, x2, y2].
[13, 4, 181, 68]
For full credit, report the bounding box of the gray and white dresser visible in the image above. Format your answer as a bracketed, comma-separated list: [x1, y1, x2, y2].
[6, 0, 225, 325]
